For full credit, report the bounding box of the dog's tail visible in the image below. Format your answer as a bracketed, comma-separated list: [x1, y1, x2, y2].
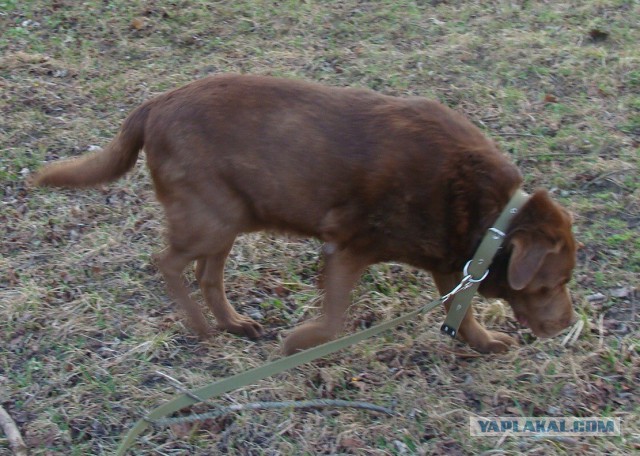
[32, 102, 151, 188]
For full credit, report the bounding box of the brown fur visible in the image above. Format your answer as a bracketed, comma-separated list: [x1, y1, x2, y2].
[32, 74, 577, 354]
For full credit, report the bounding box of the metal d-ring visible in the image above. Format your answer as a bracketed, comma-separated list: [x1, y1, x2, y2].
[463, 260, 489, 283]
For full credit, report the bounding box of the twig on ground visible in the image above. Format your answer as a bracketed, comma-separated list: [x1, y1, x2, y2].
[598, 313, 605, 349]
[561, 319, 584, 347]
[496, 132, 544, 138]
[149, 370, 397, 428]
[154, 370, 215, 407]
[436, 345, 484, 358]
[580, 168, 635, 190]
[145, 399, 398, 427]
[0, 405, 28, 456]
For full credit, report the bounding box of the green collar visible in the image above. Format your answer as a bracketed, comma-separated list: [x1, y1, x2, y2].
[441, 190, 530, 338]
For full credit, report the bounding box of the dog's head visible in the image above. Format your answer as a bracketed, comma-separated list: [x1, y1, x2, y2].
[480, 190, 578, 338]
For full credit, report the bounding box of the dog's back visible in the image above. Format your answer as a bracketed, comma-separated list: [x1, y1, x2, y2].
[137, 75, 520, 251]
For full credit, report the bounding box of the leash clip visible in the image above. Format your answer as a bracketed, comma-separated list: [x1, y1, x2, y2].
[440, 261, 490, 339]
[439, 259, 490, 304]
[440, 274, 472, 303]
[462, 259, 490, 283]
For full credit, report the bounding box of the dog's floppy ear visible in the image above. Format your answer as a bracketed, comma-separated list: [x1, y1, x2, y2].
[507, 234, 558, 290]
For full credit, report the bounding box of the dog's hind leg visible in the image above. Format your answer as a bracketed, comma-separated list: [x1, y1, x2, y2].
[156, 198, 244, 339]
[157, 245, 211, 338]
[283, 247, 371, 355]
[197, 244, 263, 339]
[154, 175, 255, 338]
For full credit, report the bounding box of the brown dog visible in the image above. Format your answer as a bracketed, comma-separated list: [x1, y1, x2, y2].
[33, 74, 577, 354]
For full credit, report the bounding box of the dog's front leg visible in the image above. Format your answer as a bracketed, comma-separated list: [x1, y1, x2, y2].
[432, 272, 517, 353]
[283, 246, 371, 355]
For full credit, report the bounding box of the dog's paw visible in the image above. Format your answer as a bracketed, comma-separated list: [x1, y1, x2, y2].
[185, 317, 212, 339]
[282, 321, 335, 356]
[218, 315, 263, 339]
[473, 330, 518, 354]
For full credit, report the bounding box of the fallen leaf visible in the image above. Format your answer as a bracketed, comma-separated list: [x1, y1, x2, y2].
[340, 437, 366, 450]
[169, 422, 194, 439]
[131, 17, 146, 30]
[544, 93, 558, 103]
[14, 51, 49, 64]
[273, 285, 288, 297]
[589, 29, 609, 42]
[318, 368, 337, 395]
[5, 268, 19, 286]
[349, 376, 368, 392]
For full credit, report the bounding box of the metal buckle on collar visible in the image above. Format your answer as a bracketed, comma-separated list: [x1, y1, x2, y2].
[489, 227, 506, 239]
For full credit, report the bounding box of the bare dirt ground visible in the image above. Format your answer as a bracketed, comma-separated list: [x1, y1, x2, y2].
[1, 1, 638, 454]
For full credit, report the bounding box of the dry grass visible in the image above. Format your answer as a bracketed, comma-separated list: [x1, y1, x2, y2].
[1, 1, 638, 454]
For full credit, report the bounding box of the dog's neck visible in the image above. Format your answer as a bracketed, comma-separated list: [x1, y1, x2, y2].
[445, 162, 523, 272]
